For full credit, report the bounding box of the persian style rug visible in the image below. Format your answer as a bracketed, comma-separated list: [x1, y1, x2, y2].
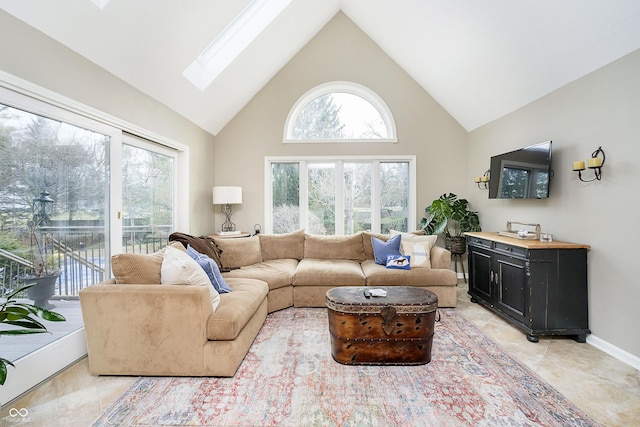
[93, 308, 598, 427]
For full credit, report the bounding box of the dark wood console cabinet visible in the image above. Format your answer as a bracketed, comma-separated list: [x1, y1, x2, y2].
[465, 232, 591, 343]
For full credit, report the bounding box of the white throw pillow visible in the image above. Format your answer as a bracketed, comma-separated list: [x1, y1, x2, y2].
[161, 246, 221, 311]
[390, 231, 438, 268]
[401, 241, 432, 268]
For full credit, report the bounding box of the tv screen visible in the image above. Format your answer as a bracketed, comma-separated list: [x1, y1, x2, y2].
[489, 141, 552, 199]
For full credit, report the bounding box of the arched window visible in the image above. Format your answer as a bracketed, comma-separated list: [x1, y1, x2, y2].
[284, 82, 397, 143]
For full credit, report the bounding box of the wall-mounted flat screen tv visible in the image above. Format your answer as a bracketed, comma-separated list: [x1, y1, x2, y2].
[489, 141, 552, 199]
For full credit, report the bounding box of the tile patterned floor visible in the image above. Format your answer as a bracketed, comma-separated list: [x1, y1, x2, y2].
[1, 281, 639, 426]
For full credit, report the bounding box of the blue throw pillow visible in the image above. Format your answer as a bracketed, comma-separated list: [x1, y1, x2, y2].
[371, 234, 401, 265]
[386, 254, 411, 270]
[187, 245, 232, 293]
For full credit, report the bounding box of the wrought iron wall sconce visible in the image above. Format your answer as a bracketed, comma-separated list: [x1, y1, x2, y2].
[573, 146, 605, 182]
[474, 170, 490, 189]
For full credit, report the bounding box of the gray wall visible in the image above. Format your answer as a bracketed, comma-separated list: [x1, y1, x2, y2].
[467, 48, 640, 359]
[213, 12, 468, 233]
[0, 10, 216, 235]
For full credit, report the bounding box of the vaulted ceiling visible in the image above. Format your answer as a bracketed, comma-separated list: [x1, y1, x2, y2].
[2, 0, 640, 135]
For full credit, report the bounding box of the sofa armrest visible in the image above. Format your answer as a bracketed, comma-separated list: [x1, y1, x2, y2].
[430, 245, 452, 269]
[79, 283, 214, 375]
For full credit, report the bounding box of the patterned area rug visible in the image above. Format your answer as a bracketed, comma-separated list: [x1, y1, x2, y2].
[93, 308, 598, 427]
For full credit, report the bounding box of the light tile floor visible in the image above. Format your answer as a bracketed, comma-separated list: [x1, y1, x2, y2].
[1, 281, 639, 426]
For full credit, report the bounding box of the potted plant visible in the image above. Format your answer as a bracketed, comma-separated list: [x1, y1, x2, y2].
[419, 193, 481, 254]
[22, 191, 61, 309]
[0, 282, 66, 385]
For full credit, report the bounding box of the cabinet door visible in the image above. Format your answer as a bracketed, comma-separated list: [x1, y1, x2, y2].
[495, 254, 528, 324]
[468, 247, 493, 304]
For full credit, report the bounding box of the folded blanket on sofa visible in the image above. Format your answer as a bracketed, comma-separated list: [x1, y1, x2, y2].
[169, 232, 224, 269]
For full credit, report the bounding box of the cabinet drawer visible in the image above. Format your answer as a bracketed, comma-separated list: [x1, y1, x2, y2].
[467, 237, 492, 249]
[495, 242, 528, 257]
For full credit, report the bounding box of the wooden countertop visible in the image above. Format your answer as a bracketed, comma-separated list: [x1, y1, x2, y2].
[464, 232, 591, 250]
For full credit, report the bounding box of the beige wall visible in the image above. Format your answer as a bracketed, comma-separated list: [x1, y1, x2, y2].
[0, 10, 216, 235]
[467, 49, 640, 359]
[4, 7, 637, 363]
[213, 12, 468, 233]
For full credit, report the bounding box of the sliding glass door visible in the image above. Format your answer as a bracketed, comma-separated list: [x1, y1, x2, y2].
[0, 85, 179, 402]
[122, 136, 176, 254]
[0, 102, 111, 297]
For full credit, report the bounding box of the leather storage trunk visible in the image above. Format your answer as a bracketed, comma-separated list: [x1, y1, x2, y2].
[326, 286, 438, 365]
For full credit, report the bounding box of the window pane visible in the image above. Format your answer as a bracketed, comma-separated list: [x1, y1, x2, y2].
[272, 162, 299, 234]
[291, 92, 388, 140]
[267, 157, 414, 235]
[308, 163, 335, 235]
[333, 93, 388, 139]
[292, 94, 344, 139]
[380, 162, 409, 233]
[122, 144, 174, 253]
[0, 104, 109, 297]
[344, 162, 371, 233]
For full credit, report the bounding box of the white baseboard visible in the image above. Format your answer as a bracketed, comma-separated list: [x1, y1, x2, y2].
[587, 334, 640, 372]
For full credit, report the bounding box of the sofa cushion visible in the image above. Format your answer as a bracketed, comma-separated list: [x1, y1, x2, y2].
[430, 245, 452, 270]
[214, 236, 263, 270]
[222, 259, 298, 290]
[111, 241, 184, 284]
[372, 234, 401, 265]
[294, 258, 366, 287]
[161, 246, 221, 311]
[207, 278, 268, 341]
[259, 229, 305, 261]
[399, 235, 438, 268]
[361, 259, 457, 287]
[303, 233, 365, 261]
[362, 232, 390, 260]
[187, 245, 232, 293]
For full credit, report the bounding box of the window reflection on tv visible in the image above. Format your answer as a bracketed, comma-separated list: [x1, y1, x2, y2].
[489, 141, 552, 199]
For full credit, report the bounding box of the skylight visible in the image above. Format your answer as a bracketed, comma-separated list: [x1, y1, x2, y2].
[183, 0, 292, 91]
[90, 0, 110, 10]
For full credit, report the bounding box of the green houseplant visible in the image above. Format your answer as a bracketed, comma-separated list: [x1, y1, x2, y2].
[0, 283, 66, 385]
[419, 193, 481, 254]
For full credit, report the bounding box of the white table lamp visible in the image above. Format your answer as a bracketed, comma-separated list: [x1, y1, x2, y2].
[213, 186, 242, 232]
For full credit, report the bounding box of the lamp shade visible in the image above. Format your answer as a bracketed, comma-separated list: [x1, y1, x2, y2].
[213, 186, 242, 205]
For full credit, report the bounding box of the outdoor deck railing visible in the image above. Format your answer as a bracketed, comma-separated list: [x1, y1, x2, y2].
[0, 225, 171, 298]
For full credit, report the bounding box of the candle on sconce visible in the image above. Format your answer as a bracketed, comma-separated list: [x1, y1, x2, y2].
[588, 157, 602, 168]
[475, 177, 481, 183]
[572, 161, 585, 171]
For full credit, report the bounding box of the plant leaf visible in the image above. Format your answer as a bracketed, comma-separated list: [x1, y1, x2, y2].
[5, 306, 31, 321]
[0, 327, 49, 336]
[18, 304, 66, 322]
[2, 317, 48, 329]
[0, 357, 15, 385]
[4, 283, 37, 301]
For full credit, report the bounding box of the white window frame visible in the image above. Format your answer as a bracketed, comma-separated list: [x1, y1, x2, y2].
[283, 81, 398, 143]
[264, 155, 416, 235]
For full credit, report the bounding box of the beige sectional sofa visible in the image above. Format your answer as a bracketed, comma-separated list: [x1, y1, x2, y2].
[79, 230, 457, 378]
[218, 230, 458, 312]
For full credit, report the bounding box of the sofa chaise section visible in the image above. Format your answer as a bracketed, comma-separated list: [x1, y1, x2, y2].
[80, 277, 268, 377]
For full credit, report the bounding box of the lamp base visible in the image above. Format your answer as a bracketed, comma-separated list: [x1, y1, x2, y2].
[221, 203, 236, 232]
